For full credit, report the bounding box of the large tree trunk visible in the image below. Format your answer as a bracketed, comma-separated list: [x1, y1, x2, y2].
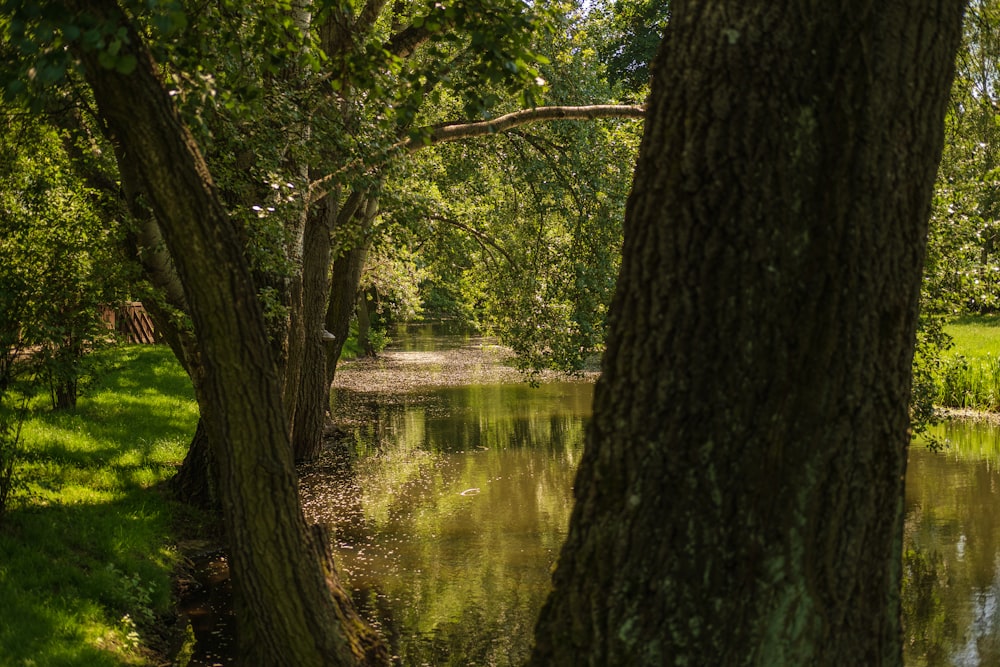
[530, 2, 965, 665]
[66, 2, 387, 664]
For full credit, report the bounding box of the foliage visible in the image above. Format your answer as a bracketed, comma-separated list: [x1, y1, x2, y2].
[3, 0, 643, 381]
[910, 312, 951, 445]
[0, 115, 128, 409]
[362, 237, 429, 324]
[590, 0, 669, 99]
[379, 6, 642, 373]
[917, 0, 1000, 417]
[925, 0, 1000, 315]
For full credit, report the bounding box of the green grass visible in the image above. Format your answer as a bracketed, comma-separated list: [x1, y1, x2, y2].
[938, 315, 1000, 410]
[0, 345, 198, 666]
[944, 314, 1000, 358]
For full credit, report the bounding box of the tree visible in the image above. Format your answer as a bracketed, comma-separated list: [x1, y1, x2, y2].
[0, 114, 127, 407]
[530, 1, 966, 664]
[926, 0, 1000, 313]
[44, 1, 387, 663]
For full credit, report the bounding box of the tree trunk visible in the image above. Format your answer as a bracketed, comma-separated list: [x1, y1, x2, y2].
[325, 196, 377, 385]
[530, 2, 965, 665]
[169, 418, 219, 509]
[356, 289, 375, 357]
[53, 378, 77, 410]
[290, 193, 338, 461]
[66, 2, 387, 664]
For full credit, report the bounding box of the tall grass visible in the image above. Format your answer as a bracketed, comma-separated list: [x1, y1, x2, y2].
[0, 345, 198, 666]
[935, 315, 1000, 410]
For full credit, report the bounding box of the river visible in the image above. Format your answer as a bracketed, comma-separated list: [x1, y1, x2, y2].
[296, 327, 1000, 666]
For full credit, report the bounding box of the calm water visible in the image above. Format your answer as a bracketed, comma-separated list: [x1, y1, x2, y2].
[905, 420, 1000, 666]
[302, 330, 1000, 665]
[306, 379, 591, 666]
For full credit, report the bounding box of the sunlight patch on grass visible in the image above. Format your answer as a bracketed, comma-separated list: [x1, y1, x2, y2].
[0, 345, 198, 665]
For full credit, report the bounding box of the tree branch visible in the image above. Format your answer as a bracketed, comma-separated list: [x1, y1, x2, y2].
[387, 24, 432, 58]
[308, 104, 644, 204]
[408, 104, 646, 149]
[355, 0, 391, 34]
[428, 214, 515, 266]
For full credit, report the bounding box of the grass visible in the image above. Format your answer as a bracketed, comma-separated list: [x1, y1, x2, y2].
[943, 313, 1000, 358]
[937, 314, 1000, 410]
[0, 345, 198, 666]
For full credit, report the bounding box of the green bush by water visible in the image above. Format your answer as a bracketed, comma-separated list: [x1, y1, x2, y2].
[0, 345, 198, 665]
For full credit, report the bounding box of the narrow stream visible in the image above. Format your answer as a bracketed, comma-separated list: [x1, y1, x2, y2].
[185, 328, 1000, 665]
[302, 379, 592, 665]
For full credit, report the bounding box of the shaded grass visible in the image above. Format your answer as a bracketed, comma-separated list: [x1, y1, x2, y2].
[937, 315, 1000, 410]
[0, 345, 197, 666]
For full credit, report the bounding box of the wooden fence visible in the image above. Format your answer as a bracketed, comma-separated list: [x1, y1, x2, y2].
[101, 302, 158, 344]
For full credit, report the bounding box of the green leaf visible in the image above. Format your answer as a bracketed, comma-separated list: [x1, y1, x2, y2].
[97, 50, 115, 70]
[115, 54, 137, 74]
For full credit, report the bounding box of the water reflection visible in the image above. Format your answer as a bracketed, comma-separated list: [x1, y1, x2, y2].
[905, 420, 1000, 666]
[310, 325, 1000, 666]
[304, 382, 592, 666]
[388, 322, 480, 352]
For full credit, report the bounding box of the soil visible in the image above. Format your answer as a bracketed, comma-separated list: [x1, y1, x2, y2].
[935, 406, 1000, 424]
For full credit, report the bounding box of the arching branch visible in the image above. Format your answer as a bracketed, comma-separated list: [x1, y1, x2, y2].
[407, 104, 645, 149]
[427, 214, 515, 266]
[308, 103, 645, 204]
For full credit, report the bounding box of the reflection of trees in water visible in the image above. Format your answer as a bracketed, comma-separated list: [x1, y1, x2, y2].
[902, 546, 956, 665]
[311, 382, 590, 665]
[903, 438, 1000, 666]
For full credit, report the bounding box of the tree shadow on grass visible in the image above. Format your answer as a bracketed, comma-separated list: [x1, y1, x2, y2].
[0, 489, 183, 666]
[951, 313, 1000, 328]
[0, 345, 197, 665]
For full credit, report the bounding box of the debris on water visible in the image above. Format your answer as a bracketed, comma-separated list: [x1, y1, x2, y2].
[460, 488, 481, 496]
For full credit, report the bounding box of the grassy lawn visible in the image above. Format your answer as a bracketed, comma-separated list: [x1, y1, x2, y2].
[0, 345, 198, 666]
[943, 313, 1000, 359]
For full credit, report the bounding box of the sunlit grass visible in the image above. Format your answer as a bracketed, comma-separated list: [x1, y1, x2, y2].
[935, 315, 1000, 410]
[944, 313, 1000, 358]
[0, 345, 197, 665]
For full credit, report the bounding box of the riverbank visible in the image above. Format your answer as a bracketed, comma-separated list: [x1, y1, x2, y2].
[935, 314, 1000, 410]
[3, 326, 997, 664]
[0, 336, 592, 665]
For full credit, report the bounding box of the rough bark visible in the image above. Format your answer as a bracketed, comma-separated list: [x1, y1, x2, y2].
[530, 2, 965, 665]
[169, 418, 218, 508]
[65, 1, 387, 664]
